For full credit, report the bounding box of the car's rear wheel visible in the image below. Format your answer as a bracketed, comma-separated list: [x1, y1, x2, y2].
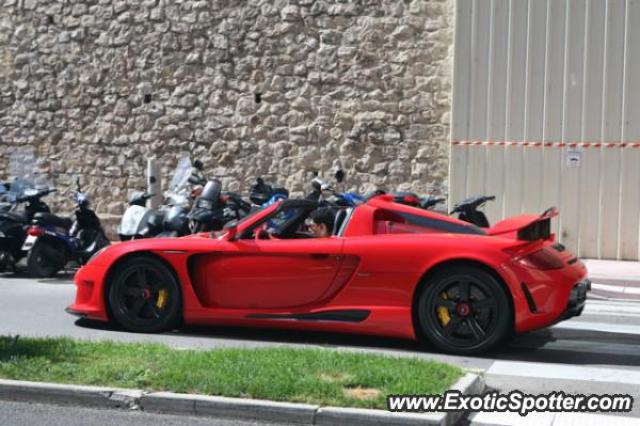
[416, 265, 511, 355]
[107, 256, 181, 333]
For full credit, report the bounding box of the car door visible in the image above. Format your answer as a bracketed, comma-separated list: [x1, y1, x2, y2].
[191, 237, 345, 310]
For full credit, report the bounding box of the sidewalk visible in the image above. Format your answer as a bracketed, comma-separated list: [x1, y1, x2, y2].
[584, 259, 640, 280]
[583, 259, 640, 301]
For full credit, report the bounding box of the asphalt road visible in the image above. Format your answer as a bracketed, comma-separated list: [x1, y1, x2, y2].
[1, 272, 640, 419]
[0, 400, 292, 426]
[1, 272, 639, 370]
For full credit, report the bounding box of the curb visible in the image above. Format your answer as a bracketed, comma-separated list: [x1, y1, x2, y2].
[0, 373, 485, 425]
[0, 379, 142, 409]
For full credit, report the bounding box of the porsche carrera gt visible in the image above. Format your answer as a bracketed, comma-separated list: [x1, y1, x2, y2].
[67, 195, 590, 354]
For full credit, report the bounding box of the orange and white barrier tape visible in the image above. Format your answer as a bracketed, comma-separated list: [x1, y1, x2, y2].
[451, 141, 640, 148]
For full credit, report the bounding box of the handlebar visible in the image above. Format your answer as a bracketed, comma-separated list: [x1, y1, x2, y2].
[222, 192, 252, 213]
[420, 196, 446, 209]
[15, 188, 57, 203]
[450, 195, 495, 213]
[188, 174, 207, 186]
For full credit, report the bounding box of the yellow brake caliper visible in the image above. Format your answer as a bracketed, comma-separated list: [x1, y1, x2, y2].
[437, 292, 451, 326]
[156, 289, 168, 310]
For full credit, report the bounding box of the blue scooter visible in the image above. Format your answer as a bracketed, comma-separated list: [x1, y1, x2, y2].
[306, 170, 366, 207]
[23, 176, 110, 278]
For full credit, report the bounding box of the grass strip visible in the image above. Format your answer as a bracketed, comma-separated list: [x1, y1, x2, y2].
[0, 335, 461, 409]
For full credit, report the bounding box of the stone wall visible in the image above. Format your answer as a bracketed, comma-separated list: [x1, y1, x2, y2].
[0, 0, 453, 215]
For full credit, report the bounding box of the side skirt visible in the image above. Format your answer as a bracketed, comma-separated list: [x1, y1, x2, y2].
[246, 309, 371, 323]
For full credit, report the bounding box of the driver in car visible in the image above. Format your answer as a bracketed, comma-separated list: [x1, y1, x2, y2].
[307, 207, 336, 238]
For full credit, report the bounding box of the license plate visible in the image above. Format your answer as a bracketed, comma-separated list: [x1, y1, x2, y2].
[22, 235, 37, 251]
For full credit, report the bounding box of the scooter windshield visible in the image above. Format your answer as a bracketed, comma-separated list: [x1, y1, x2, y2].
[5, 179, 36, 203]
[167, 156, 193, 194]
[4, 148, 52, 203]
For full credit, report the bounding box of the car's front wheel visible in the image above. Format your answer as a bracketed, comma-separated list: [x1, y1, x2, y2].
[416, 265, 512, 355]
[107, 256, 181, 333]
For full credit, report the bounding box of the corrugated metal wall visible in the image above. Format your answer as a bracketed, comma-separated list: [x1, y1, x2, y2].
[450, 0, 640, 260]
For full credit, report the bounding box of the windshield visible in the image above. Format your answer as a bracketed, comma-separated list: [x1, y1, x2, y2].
[167, 156, 192, 194]
[3, 148, 51, 202]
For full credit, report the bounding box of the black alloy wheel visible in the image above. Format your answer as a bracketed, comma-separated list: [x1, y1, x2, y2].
[416, 266, 511, 355]
[108, 256, 181, 333]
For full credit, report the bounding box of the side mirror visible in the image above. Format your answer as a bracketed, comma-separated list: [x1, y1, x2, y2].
[74, 175, 81, 191]
[335, 169, 345, 183]
[194, 159, 204, 171]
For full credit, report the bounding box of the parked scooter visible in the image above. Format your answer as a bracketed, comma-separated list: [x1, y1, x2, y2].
[390, 192, 446, 210]
[388, 191, 493, 227]
[0, 181, 11, 211]
[306, 170, 365, 207]
[23, 176, 110, 278]
[249, 177, 289, 208]
[118, 157, 204, 240]
[117, 191, 155, 240]
[188, 178, 258, 233]
[187, 180, 224, 233]
[0, 180, 55, 273]
[450, 195, 495, 228]
[221, 191, 252, 224]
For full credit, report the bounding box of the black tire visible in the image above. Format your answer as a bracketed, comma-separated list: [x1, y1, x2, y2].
[26, 240, 66, 278]
[107, 256, 181, 333]
[415, 265, 512, 355]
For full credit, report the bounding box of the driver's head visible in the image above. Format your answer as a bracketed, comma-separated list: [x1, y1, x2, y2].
[309, 207, 335, 237]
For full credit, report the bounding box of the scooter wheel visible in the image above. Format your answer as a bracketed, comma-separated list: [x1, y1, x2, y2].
[26, 240, 66, 278]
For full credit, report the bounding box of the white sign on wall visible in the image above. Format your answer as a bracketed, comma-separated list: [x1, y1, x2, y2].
[565, 149, 582, 168]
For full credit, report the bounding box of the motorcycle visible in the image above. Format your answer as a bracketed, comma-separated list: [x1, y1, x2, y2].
[187, 179, 225, 233]
[450, 195, 495, 228]
[389, 192, 447, 210]
[23, 176, 110, 278]
[188, 177, 259, 233]
[306, 170, 366, 207]
[249, 177, 289, 208]
[118, 157, 203, 239]
[0, 180, 55, 273]
[0, 181, 11, 211]
[386, 190, 493, 228]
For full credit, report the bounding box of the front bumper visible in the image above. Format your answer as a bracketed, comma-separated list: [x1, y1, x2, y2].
[66, 263, 110, 322]
[65, 306, 88, 318]
[559, 278, 591, 321]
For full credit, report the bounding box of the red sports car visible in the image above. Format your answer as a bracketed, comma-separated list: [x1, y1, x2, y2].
[67, 196, 590, 354]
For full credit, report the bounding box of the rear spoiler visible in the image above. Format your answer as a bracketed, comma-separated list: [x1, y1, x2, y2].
[488, 207, 558, 241]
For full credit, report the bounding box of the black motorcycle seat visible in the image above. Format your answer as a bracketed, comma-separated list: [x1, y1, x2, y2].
[33, 212, 72, 229]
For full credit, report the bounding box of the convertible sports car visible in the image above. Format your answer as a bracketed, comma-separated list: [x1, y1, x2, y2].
[67, 195, 590, 355]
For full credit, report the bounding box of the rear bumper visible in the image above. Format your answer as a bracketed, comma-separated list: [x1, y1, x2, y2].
[558, 278, 591, 321]
[502, 254, 589, 333]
